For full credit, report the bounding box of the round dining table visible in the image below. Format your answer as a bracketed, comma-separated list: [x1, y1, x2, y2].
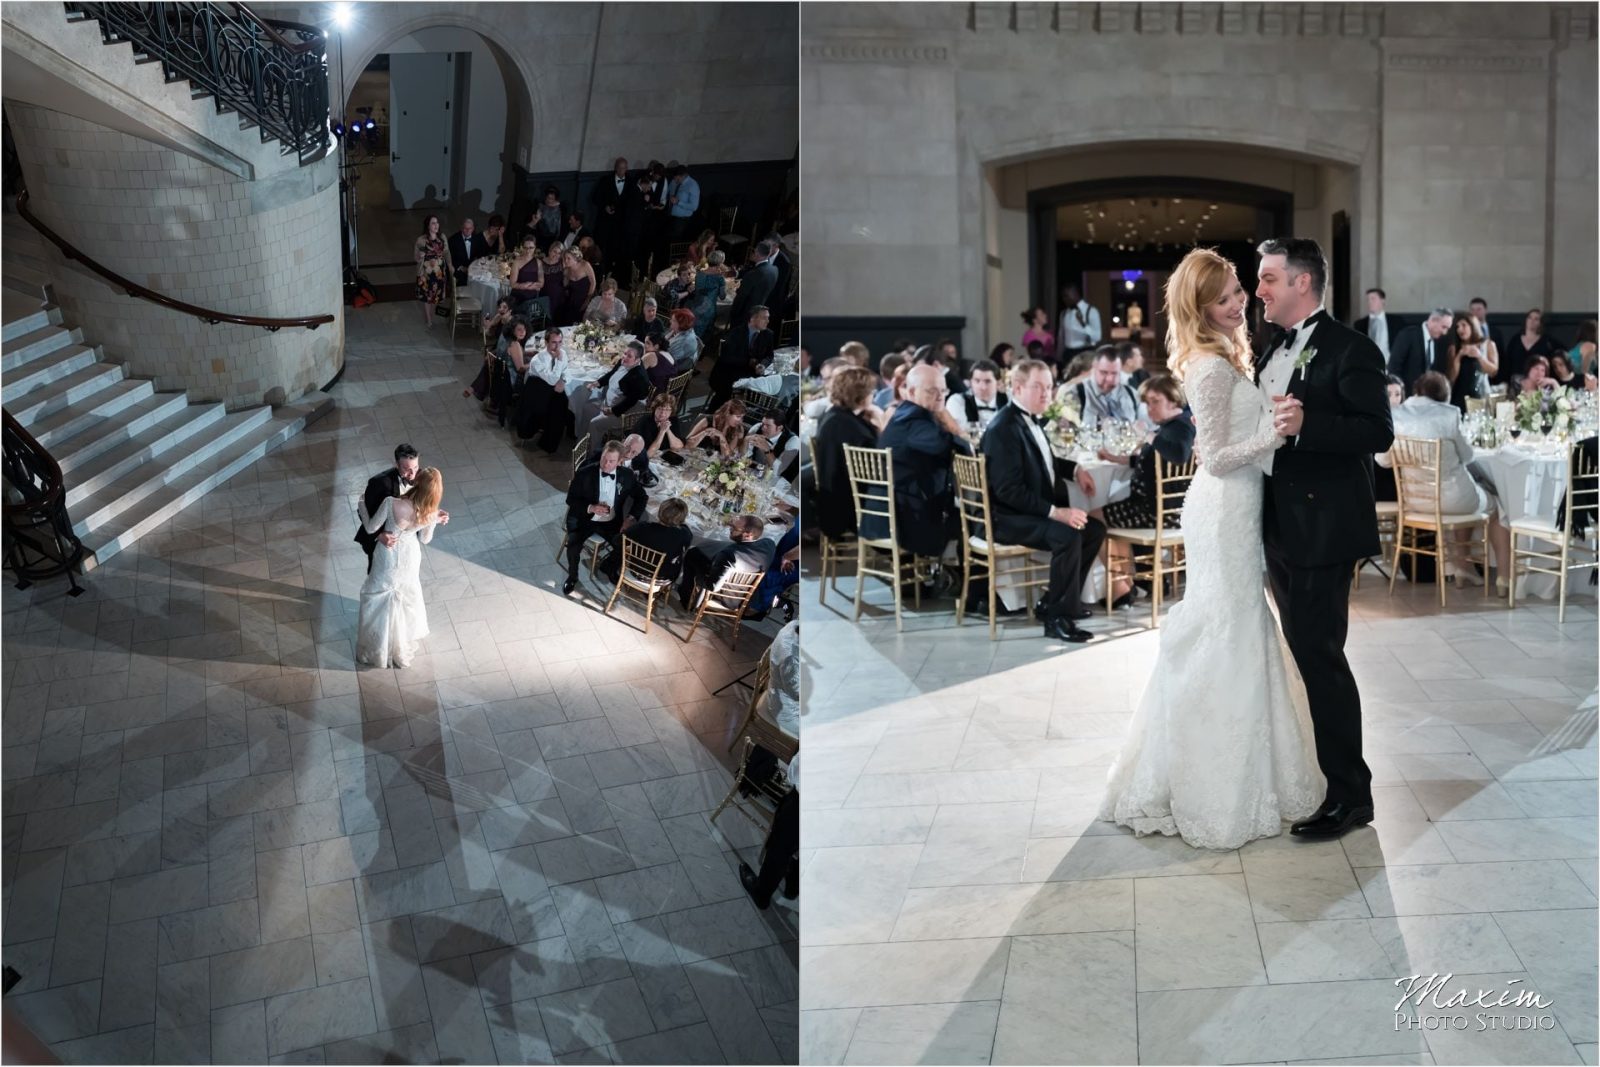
[644, 449, 796, 548]
[466, 258, 510, 314]
[1470, 441, 1594, 598]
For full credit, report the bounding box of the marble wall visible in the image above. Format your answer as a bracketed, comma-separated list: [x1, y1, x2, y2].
[802, 2, 1598, 357]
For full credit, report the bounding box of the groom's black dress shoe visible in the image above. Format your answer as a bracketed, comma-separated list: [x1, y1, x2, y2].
[1290, 801, 1374, 839]
[1043, 616, 1093, 643]
[562, 575, 578, 596]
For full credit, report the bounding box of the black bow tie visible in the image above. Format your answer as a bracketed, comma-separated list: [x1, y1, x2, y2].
[599, 472, 615, 481]
[1033, 414, 1050, 428]
[1277, 325, 1300, 350]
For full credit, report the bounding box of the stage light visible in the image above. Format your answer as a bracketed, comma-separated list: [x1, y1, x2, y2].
[329, 2, 353, 30]
[330, 119, 345, 138]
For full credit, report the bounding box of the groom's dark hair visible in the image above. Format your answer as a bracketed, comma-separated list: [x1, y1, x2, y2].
[394, 443, 419, 464]
[1257, 238, 1327, 299]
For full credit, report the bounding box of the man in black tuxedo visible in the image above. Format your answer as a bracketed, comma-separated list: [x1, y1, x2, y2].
[590, 157, 630, 267]
[560, 212, 590, 251]
[1255, 238, 1395, 839]
[729, 240, 780, 329]
[619, 174, 654, 280]
[677, 514, 776, 611]
[447, 219, 487, 285]
[710, 306, 775, 410]
[764, 234, 794, 321]
[562, 440, 647, 595]
[355, 443, 431, 573]
[573, 342, 651, 457]
[1387, 308, 1452, 395]
[861, 363, 970, 562]
[980, 359, 1105, 643]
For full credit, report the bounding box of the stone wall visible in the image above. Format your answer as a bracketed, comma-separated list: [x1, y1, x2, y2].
[7, 103, 344, 411]
[802, 2, 1598, 357]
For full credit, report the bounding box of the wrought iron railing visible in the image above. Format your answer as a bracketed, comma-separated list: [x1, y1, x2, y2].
[2, 410, 86, 594]
[63, 1, 330, 166]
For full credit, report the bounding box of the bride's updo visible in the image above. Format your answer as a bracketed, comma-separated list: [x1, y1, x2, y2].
[1164, 248, 1252, 381]
[409, 467, 443, 524]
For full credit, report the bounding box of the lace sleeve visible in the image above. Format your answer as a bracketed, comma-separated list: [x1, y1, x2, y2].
[1187, 357, 1281, 476]
[361, 496, 393, 535]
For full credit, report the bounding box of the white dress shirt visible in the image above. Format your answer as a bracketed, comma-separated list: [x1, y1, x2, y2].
[1259, 310, 1319, 470]
[1059, 300, 1103, 350]
[1365, 312, 1389, 358]
[528, 346, 569, 388]
[596, 470, 618, 509]
[1021, 411, 1056, 516]
[602, 369, 629, 409]
[946, 393, 1000, 429]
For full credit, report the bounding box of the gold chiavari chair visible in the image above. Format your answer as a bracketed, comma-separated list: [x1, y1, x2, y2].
[669, 241, 692, 262]
[1508, 440, 1599, 622]
[603, 536, 673, 634]
[1355, 499, 1401, 591]
[726, 645, 773, 753]
[554, 433, 605, 575]
[816, 531, 856, 606]
[448, 271, 482, 346]
[778, 318, 799, 347]
[842, 444, 927, 631]
[951, 453, 1047, 639]
[1102, 453, 1197, 628]
[1465, 397, 1488, 416]
[683, 567, 765, 650]
[734, 387, 784, 421]
[1387, 435, 1492, 607]
[711, 703, 796, 835]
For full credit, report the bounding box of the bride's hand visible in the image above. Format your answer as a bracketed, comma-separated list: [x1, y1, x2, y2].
[436, 510, 450, 525]
[379, 532, 398, 548]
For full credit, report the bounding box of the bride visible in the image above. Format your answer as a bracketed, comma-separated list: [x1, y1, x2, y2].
[1099, 249, 1323, 850]
[356, 466, 446, 669]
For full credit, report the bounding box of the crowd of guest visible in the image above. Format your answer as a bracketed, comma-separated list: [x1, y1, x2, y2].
[807, 336, 1192, 643]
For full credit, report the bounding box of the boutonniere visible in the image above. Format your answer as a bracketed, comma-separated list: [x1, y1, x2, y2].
[1293, 345, 1318, 373]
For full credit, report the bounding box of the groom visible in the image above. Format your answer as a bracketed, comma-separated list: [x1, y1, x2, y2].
[1255, 238, 1394, 839]
[353, 443, 452, 572]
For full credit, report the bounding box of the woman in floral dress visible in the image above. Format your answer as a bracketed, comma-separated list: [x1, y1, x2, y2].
[414, 215, 447, 328]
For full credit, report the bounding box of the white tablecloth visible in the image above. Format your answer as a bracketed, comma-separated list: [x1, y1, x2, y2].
[644, 451, 795, 546]
[466, 258, 509, 313]
[1470, 444, 1593, 598]
[553, 327, 637, 388]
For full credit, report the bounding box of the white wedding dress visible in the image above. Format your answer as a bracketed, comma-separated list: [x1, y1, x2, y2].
[356, 496, 435, 669]
[1099, 355, 1325, 850]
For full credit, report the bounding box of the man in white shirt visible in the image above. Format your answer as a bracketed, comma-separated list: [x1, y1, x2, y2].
[1353, 288, 1391, 361]
[1058, 283, 1103, 361]
[945, 359, 1006, 430]
[1469, 296, 1496, 350]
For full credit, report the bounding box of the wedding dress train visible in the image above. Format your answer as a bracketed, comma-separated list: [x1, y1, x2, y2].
[1099, 355, 1324, 850]
[355, 496, 434, 669]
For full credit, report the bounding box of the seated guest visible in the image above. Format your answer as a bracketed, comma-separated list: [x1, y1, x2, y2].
[748, 413, 801, 480]
[598, 496, 695, 584]
[1378, 370, 1507, 585]
[872, 353, 909, 410]
[481, 215, 508, 257]
[645, 394, 688, 456]
[881, 363, 913, 421]
[632, 297, 668, 344]
[1093, 375, 1195, 609]
[689, 256, 728, 338]
[1510, 355, 1551, 398]
[860, 364, 971, 563]
[981, 359, 1106, 643]
[837, 340, 871, 369]
[662, 261, 696, 308]
[812, 367, 880, 543]
[688, 228, 718, 267]
[946, 358, 1007, 432]
[562, 440, 646, 595]
[1500, 308, 1554, 384]
[711, 306, 775, 411]
[751, 523, 801, 621]
[1118, 342, 1149, 389]
[561, 211, 589, 250]
[640, 334, 677, 395]
[1373, 373, 1405, 503]
[1385, 373, 1405, 409]
[1072, 346, 1143, 427]
[578, 235, 603, 270]
[532, 186, 566, 245]
[518, 327, 572, 452]
[447, 217, 486, 285]
[805, 357, 849, 419]
[572, 341, 651, 456]
[1571, 319, 1598, 377]
[620, 432, 653, 483]
[465, 298, 515, 406]
[686, 399, 748, 460]
[665, 308, 702, 376]
[489, 318, 532, 428]
[1550, 352, 1582, 389]
[678, 514, 776, 611]
[583, 278, 628, 326]
[988, 342, 1016, 373]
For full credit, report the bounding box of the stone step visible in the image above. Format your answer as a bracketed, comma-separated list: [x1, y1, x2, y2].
[2, 322, 84, 375]
[80, 391, 334, 569]
[64, 401, 228, 508]
[69, 405, 275, 538]
[1, 342, 100, 405]
[51, 389, 192, 476]
[6, 361, 126, 427]
[1, 288, 55, 340]
[26, 378, 156, 452]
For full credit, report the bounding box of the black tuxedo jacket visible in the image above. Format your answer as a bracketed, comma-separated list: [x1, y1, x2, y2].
[770, 250, 793, 315]
[448, 232, 488, 276]
[1387, 323, 1440, 393]
[1255, 311, 1394, 567]
[729, 262, 779, 327]
[719, 326, 776, 377]
[354, 469, 404, 554]
[979, 402, 1079, 548]
[592, 363, 651, 416]
[619, 185, 650, 242]
[565, 462, 646, 526]
[591, 173, 629, 217]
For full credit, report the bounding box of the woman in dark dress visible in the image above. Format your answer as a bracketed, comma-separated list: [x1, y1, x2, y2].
[508, 237, 544, 319]
[1094, 375, 1196, 608]
[1499, 308, 1555, 385]
[641, 334, 676, 395]
[812, 366, 882, 541]
[1443, 312, 1499, 413]
[556, 248, 593, 327]
[531, 243, 566, 324]
[644, 394, 688, 457]
[465, 299, 515, 405]
[598, 497, 696, 584]
[490, 319, 532, 427]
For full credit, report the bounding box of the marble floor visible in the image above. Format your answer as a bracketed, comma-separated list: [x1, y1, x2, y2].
[799, 566, 1597, 1065]
[1, 301, 796, 1064]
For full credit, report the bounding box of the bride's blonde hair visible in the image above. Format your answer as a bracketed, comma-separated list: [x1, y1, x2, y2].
[409, 467, 443, 524]
[1164, 248, 1252, 381]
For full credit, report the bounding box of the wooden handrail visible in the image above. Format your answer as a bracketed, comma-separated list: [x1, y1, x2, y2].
[15, 191, 334, 331]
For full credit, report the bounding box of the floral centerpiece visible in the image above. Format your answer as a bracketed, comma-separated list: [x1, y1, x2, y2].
[573, 320, 616, 352]
[1515, 382, 1575, 436]
[1041, 383, 1083, 451]
[701, 457, 753, 512]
